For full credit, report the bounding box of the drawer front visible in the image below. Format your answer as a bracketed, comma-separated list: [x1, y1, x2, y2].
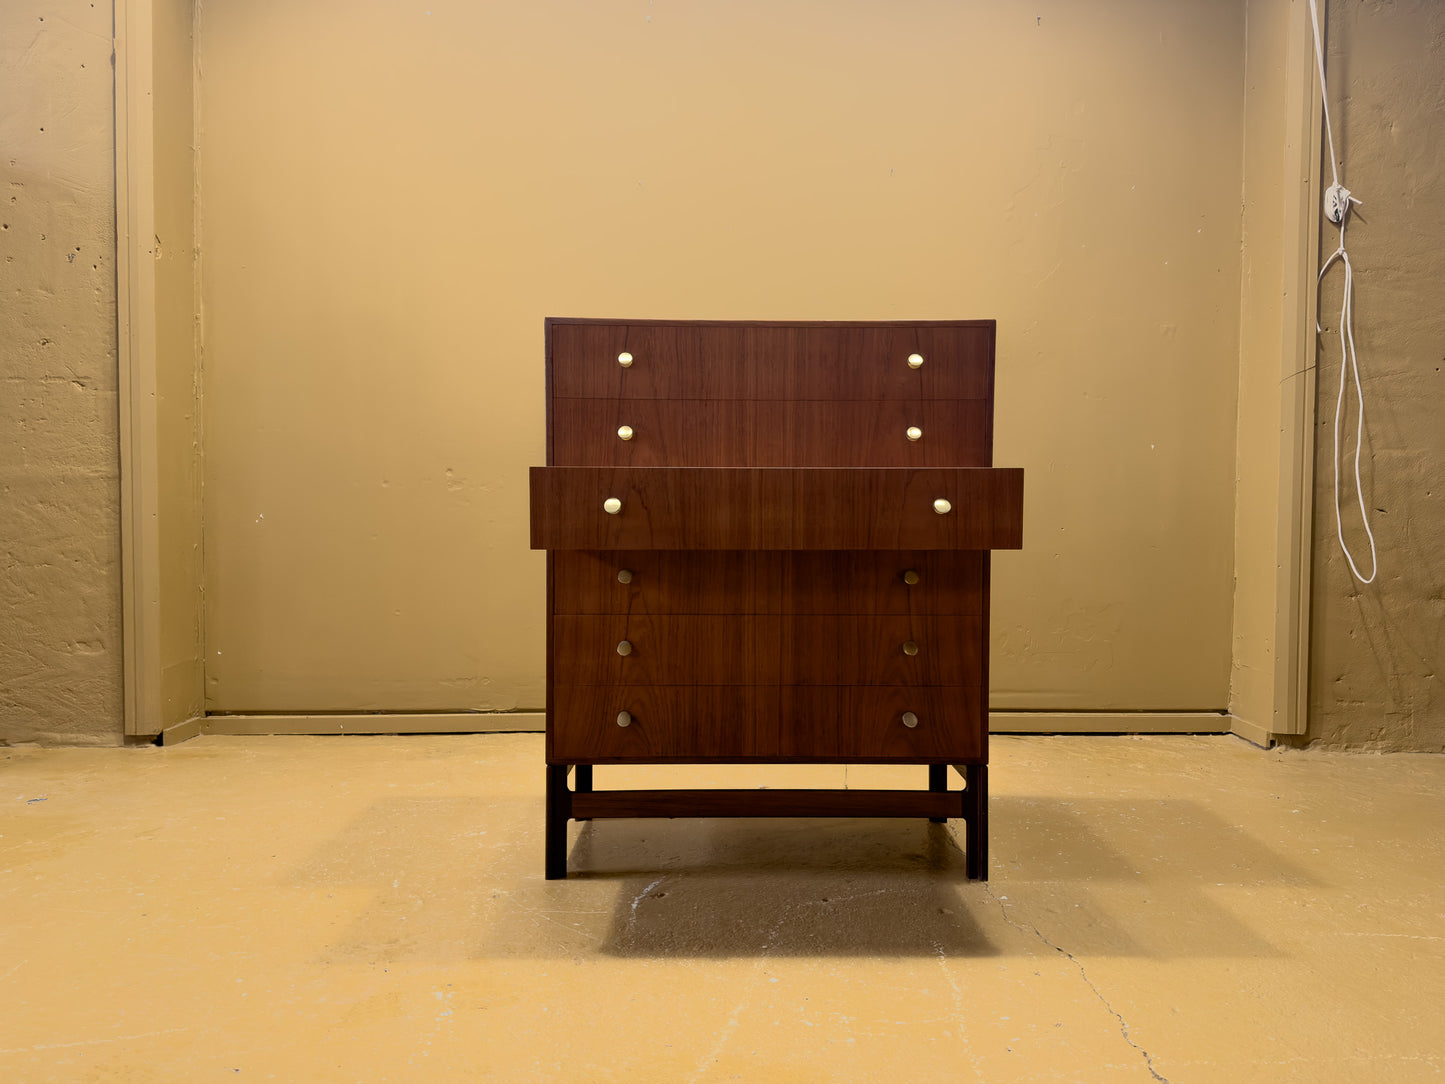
[549, 322, 993, 402]
[553, 551, 984, 616]
[760, 616, 985, 686]
[551, 399, 755, 467]
[553, 614, 982, 686]
[552, 685, 759, 760]
[554, 615, 755, 685]
[771, 687, 984, 760]
[551, 399, 989, 468]
[753, 400, 989, 467]
[551, 323, 753, 399]
[530, 467, 1023, 551]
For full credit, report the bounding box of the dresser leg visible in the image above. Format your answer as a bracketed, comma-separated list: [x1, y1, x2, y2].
[964, 763, 988, 881]
[928, 764, 948, 823]
[545, 764, 571, 880]
[573, 764, 592, 821]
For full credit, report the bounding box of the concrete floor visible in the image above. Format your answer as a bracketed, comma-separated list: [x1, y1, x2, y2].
[0, 734, 1442, 1083]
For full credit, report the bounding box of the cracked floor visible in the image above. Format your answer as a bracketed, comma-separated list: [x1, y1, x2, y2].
[2, 733, 1443, 1082]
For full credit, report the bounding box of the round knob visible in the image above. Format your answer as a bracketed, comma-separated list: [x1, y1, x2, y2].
[617, 569, 633, 584]
[906, 426, 922, 442]
[907, 353, 924, 369]
[618, 351, 634, 367]
[617, 425, 634, 441]
[902, 569, 920, 586]
[616, 640, 633, 656]
[616, 711, 632, 727]
[603, 497, 622, 514]
[902, 711, 919, 729]
[933, 498, 952, 515]
[902, 641, 919, 656]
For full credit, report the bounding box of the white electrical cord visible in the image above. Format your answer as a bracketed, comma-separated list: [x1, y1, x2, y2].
[1309, 0, 1378, 584]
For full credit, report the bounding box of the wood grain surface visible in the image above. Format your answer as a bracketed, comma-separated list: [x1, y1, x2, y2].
[552, 551, 985, 615]
[530, 467, 1023, 551]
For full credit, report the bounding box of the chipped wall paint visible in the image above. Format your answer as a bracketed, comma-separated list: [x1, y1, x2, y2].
[1307, 0, 1445, 750]
[0, 2, 125, 745]
[197, 0, 1247, 713]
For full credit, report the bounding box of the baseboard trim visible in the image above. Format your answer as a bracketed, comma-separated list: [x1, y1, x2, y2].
[160, 712, 547, 742]
[1227, 715, 1276, 749]
[990, 711, 1231, 734]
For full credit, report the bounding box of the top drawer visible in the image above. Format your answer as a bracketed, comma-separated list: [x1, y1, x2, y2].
[548, 320, 994, 401]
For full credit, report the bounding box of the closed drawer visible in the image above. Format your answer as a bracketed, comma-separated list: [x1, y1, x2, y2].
[772, 686, 984, 760]
[552, 399, 989, 468]
[530, 467, 1024, 551]
[548, 321, 993, 402]
[551, 685, 983, 762]
[553, 551, 984, 615]
[552, 685, 759, 760]
[554, 615, 755, 685]
[554, 614, 984, 686]
[551, 323, 753, 399]
[760, 616, 985, 686]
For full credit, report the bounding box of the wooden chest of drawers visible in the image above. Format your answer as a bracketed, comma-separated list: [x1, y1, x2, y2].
[530, 319, 1023, 880]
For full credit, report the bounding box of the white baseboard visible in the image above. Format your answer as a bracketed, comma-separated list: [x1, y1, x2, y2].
[162, 710, 1260, 744]
[990, 711, 1231, 734]
[160, 712, 545, 743]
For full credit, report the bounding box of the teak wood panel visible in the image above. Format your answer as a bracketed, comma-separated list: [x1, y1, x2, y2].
[530, 468, 1024, 551]
[551, 684, 982, 761]
[548, 321, 994, 401]
[550, 399, 990, 468]
[553, 615, 985, 686]
[552, 551, 985, 615]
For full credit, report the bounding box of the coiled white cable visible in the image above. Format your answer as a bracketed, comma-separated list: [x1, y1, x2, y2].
[1309, 0, 1377, 584]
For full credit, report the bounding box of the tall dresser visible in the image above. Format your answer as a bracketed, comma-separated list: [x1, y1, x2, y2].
[529, 319, 1023, 880]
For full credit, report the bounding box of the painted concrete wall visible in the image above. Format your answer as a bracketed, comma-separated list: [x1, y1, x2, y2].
[196, 0, 1248, 715]
[0, 2, 125, 745]
[1308, 0, 1445, 750]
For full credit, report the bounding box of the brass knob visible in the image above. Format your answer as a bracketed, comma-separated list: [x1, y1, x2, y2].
[617, 569, 633, 584]
[902, 641, 919, 656]
[604, 497, 622, 514]
[906, 426, 922, 441]
[616, 640, 633, 656]
[617, 425, 634, 441]
[933, 498, 951, 514]
[617, 711, 632, 727]
[907, 353, 924, 369]
[902, 569, 920, 586]
[902, 711, 919, 728]
[618, 351, 634, 367]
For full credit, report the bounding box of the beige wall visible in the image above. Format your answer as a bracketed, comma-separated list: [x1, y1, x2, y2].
[0, 1, 125, 745]
[1307, 0, 1445, 750]
[197, 0, 1247, 715]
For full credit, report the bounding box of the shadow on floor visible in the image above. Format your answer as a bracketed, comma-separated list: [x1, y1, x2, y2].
[284, 794, 1298, 962]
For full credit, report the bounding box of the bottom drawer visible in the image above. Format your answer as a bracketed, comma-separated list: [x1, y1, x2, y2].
[552, 686, 759, 761]
[550, 685, 983, 763]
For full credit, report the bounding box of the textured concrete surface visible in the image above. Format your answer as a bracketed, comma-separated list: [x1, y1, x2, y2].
[0, 2, 125, 746]
[1, 733, 1442, 1081]
[1307, 0, 1445, 750]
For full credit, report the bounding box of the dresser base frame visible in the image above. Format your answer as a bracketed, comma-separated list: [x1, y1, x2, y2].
[544, 763, 988, 881]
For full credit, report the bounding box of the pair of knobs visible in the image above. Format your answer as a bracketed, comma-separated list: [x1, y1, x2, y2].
[603, 498, 952, 515]
[613, 638, 917, 656]
[616, 425, 922, 442]
[616, 352, 925, 369]
[616, 710, 919, 728]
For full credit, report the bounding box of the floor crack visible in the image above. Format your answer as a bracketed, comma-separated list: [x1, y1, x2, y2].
[984, 885, 1169, 1083]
